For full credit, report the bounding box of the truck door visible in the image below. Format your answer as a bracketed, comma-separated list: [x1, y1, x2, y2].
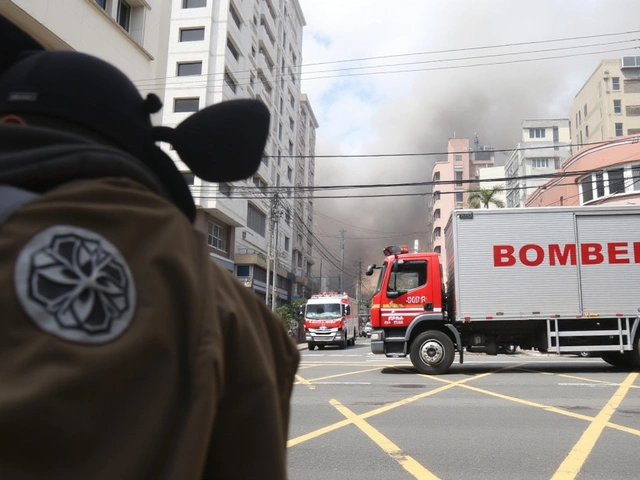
[575, 212, 640, 315]
[382, 259, 431, 327]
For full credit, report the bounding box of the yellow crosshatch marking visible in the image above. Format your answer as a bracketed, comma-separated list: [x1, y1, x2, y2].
[331, 399, 440, 480]
[289, 361, 640, 479]
[551, 372, 638, 480]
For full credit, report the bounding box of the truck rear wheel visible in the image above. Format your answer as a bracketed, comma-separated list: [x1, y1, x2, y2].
[410, 330, 455, 375]
[601, 352, 634, 368]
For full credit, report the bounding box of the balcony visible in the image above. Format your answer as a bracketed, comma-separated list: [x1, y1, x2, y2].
[257, 53, 275, 85]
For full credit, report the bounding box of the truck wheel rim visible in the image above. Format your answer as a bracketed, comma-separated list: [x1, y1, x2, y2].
[420, 340, 445, 365]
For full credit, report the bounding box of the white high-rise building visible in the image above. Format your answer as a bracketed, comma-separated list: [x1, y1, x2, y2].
[160, 0, 316, 305]
[1, 0, 171, 104]
[504, 119, 571, 208]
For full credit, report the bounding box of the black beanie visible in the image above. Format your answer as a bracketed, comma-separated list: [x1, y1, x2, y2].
[0, 50, 157, 161]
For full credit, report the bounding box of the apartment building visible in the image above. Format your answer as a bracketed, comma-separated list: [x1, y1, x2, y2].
[160, 0, 315, 305]
[526, 136, 640, 207]
[1, 0, 171, 100]
[570, 57, 640, 152]
[504, 119, 571, 208]
[431, 137, 494, 278]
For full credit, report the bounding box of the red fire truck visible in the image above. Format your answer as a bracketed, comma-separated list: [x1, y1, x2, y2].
[302, 292, 358, 350]
[366, 206, 640, 374]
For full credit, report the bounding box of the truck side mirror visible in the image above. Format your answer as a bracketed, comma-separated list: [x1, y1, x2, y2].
[365, 264, 376, 276]
[344, 305, 351, 315]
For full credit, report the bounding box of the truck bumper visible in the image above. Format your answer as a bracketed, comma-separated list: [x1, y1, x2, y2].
[306, 329, 346, 345]
[371, 329, 384, 354]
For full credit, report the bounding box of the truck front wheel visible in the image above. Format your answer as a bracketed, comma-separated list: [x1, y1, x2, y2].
[410, 330, 455, 375]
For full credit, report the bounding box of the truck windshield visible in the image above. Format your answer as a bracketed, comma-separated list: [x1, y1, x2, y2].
[306, 303, 342, 319]
[372, 262, 387, 295]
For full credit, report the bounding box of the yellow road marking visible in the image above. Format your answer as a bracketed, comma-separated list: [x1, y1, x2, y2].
[519, 368, 640, 388]
[294, 367, 383, 387]
[288, 369, 503, 447]
[427, 375, 640, 437]
[331, 399, 440, 480]
[295, 374, 315, 391]
[551, 372, 638, 480]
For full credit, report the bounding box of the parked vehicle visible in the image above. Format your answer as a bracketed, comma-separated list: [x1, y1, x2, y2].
[365, 322, 372, 337]
[301, 292, 358, 350]
[366, 206, 640, 374]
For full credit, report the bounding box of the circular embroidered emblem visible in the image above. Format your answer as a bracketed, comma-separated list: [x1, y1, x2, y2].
[14, 225, 136, 344]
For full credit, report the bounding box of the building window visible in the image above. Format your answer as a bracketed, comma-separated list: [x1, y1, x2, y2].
[288, 141, 294, 156]
[455, 191, 463, 203]
[612, 77, 620, 91]
[219, 183, 232, 197]
[227, 38, 240, 61]
[529, 128, 546, 138]
[224, 70, 238, 93]
[632, 166, 640, 191]
[284, 236, 290, 251]
[229, 2, 242, 29]
[580, 176, 593, 203]
[117, 0, 131, 31]
[614, 99, 622, 114]
[182, 173, 195, 185]
[289, 117, 294, 130]
[183, 0, 206, 8]
[174, 97, 199, 113]
[434, 209, 441, 220]
[608, 168, 625, 195]
[615, 122, 624, 136]
[531, 159, 549, 169]
[595, 172, 605, 197]
[455, 171, 463, 186]
[585, 125, 589, 138]
[454, 154, 462, 162]
[434, 227, 441, 238]
[433, 172, 440, 182]
[207, 221, 226, 251]
[247, 203, 266, 237]
[287, 166, 293, 182]
[434, 246, 441, 255]
[180, 28, 205, 43]
[583, 104, 587, 116]
[177, 61, 202, 76]
[433, 191, 441, 201]
[285, 209, 291, 225]
[95, 0, 107, 9]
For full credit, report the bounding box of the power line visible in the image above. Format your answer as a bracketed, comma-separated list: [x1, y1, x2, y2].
[132, 29, 640, 90]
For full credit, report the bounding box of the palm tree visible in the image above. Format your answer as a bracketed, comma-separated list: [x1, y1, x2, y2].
[467, 185, 505, 209]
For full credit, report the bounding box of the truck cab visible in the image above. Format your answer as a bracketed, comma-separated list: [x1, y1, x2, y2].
[366, 245, 459, 374]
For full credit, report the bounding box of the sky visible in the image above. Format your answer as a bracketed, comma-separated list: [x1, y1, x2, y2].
[295, 0, 640, 296]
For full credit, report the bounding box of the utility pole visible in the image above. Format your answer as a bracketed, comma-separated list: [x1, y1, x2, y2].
[339, 229, 346, 292]
[265, 192, 282, 308]
[356, 259, 362, 315]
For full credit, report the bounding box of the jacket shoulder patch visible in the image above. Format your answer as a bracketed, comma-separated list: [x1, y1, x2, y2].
[14, 225, 136, 344]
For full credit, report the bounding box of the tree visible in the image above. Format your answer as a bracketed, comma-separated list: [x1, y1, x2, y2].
[467, 185, 505, 209]
[275, 298, 307, 332]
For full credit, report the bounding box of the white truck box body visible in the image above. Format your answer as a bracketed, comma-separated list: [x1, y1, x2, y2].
[444, 206, 640, 322]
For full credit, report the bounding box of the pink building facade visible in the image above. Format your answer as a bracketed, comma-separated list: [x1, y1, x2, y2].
[526, 136, 640, 207]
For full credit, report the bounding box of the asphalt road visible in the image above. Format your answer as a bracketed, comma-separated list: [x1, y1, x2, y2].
[287, 339, 640, 480]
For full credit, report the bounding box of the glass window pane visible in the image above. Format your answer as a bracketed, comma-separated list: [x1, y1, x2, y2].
[177, 62, 202, 76]
[180, 28, 205, 42]
[174, 98, 199, 113]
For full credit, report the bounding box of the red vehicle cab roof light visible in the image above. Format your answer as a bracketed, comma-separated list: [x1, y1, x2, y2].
[383, 245, 409, 256]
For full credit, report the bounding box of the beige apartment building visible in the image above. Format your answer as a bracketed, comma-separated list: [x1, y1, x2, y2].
[570, 56, 640, 152]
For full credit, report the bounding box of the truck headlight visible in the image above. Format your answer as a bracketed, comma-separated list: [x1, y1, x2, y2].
[371, 332, 381, 341]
